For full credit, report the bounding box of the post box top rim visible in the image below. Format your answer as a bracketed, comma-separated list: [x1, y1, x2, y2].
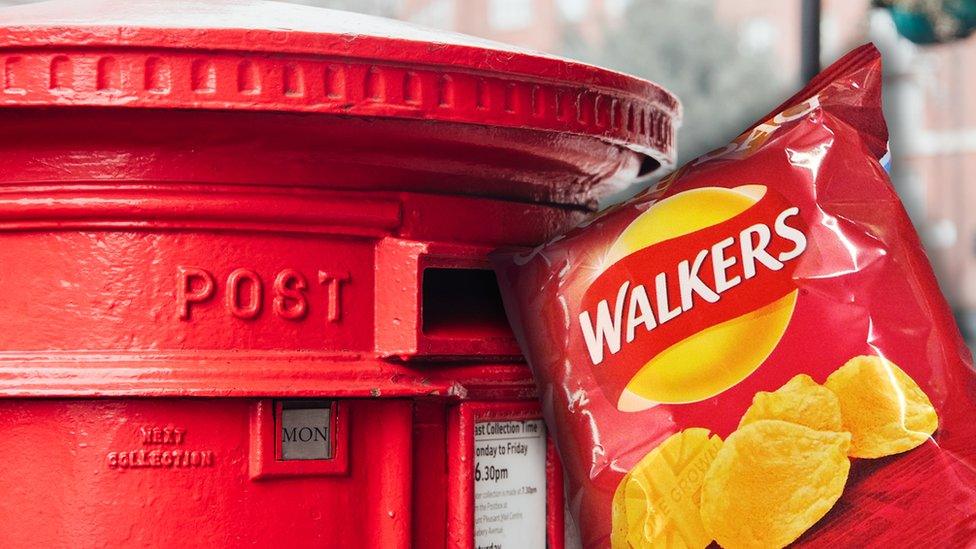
[0, 0, 679, 166]
[0, 0, 677, 101]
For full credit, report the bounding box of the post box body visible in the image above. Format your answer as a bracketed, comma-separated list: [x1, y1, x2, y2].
[0, 1, 678, 546]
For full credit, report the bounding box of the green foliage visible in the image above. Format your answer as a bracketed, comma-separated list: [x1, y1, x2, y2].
[884, 0, 976, 44]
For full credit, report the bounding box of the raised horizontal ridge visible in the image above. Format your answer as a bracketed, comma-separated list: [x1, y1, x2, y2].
[0, 47, 676, 164]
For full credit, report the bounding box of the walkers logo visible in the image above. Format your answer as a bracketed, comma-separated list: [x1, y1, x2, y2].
[577, 186, 806, 411]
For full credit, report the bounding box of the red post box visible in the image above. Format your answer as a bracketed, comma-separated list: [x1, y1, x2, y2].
[0, 0, 677, 546]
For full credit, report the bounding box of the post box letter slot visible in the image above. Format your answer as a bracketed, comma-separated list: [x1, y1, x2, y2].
[278, 400, 335, 461]
[421, 268, 512, 339]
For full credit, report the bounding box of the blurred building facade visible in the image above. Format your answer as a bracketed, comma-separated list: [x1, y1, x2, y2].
[872, 32, 974, 334]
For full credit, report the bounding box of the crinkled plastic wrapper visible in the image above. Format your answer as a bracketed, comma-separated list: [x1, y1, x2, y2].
[492, 45, 976, 548]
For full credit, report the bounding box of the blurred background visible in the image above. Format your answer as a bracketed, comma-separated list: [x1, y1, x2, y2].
[5, 0, 974, 345]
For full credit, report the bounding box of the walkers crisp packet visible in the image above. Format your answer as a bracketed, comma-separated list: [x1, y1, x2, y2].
[491, 45, 976, 548]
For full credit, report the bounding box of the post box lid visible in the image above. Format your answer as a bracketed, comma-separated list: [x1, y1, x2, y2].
[0, 0, 679, 168]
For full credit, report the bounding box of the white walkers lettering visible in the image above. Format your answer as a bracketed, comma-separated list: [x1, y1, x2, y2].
[579, 207, 806, 366]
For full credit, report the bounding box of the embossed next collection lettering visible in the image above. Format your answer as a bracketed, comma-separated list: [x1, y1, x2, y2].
[107, 425, 216, 470]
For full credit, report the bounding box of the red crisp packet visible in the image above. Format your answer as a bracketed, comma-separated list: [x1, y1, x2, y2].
[492, 44, 976, 548]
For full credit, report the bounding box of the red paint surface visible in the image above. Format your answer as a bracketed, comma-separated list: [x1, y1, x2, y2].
[0, 399, 414, 547]
[0, 0, 678, 545]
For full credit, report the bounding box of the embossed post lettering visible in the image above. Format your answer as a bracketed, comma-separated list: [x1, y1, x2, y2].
[176, 266, 347, 323]
[227, 268, 263, 319]
[318, 271, 350, 323]
[176, 266, 215, 320]
[273, 269, 308, 320]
